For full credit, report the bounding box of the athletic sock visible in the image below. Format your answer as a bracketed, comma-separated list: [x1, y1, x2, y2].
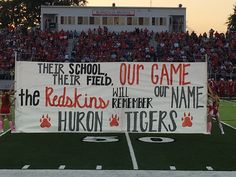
[219, 122, 224, 134]
[9, 121, 15, 131]
[207, 121, 212, 134]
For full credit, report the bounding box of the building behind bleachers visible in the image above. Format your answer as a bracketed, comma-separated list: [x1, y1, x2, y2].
[41, 5, 186, 32]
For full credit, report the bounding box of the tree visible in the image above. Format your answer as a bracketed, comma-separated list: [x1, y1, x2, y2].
[227, 4, 236, 32]
[0, 0, 88, 28]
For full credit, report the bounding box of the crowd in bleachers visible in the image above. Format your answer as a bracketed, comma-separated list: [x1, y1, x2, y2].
[209, 78, 236, 98]
[0, 27, 68, 70]
[154, 29, 236, 80]
[0, 27, 236, 96]
[73, 27, 153, 62]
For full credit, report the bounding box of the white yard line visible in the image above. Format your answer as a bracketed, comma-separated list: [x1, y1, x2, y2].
[220, 100, 236, 130]
[0, 129, 11, 137]
[125, 132, 138, 170]
[170, 166, 176, 170]
[221, 99, 236, 104]
[21, 165, 30, 170]
[212, 118, 236, 130]
[96, 165, 102, 170]
[221, 100, 236, 107]
[221, 121, 236, 130]
[0, 170, 236, 177]
[206, 166, 214, 171]
[58, 165, 66, 170]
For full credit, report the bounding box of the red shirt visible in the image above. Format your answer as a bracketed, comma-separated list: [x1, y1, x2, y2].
[227, 81, 234, 96]
[1, 93, 10, 107]
[0, 93, 11, 114]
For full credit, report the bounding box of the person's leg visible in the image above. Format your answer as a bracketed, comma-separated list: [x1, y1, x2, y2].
[0, 115, 3, 132]
[207, 98, 214, 134]
[7, 115, 15, 131]
[207, 114, 212, 134]
[215, 111, 224, 134]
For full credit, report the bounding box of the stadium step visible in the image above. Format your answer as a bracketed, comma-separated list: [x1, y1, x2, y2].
[66, 38, 76, 61]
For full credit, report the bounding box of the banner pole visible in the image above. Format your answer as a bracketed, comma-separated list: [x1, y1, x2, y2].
[14, 50, 17, 132]
[14, 50, 17, 90]
[205, 54, 208, 78]
[205, 53, 209, 134]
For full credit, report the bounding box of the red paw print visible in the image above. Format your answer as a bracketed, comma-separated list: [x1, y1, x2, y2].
[109, 114, 119, 127]
[40, 114, 51, 128]
[182, 112, 193, 127]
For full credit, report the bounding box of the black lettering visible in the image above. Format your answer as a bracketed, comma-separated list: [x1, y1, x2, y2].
[69, 111, 76, 131]
[158, 111, 168, 132]
[19, 89, 40, 106]
[197, 86, 204, 108]
[69, 63, 74, 74]
[58, 111, 67, 131]
[188, 86, 195, 108]
[140, 111, 148, 132]
[179, 87, 187, 108]
[171, 87, 179, 108]
[169, 110, 177, 131]
[149, 111, 157, 132]
[76, 112, 86, 131]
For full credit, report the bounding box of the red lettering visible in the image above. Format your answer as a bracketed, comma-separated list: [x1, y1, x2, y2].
[160, 64, 170, 85]
[170, 64, 182, 85]
[120, 63, 126, 85]
[74, 89, 83, 107]
[182, 64, 191, 85]
[65, 96, 73, 107]
[136, 64, 144, 85]
[151, 63, 191, 86]
[120, 63, 144, 85]
[45, 86, 109, 109]
[128, 64, 135, 85]
[45, 86, 54, 107]
[151, 64, 158, 84]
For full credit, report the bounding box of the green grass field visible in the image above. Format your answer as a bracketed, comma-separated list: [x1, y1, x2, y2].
[0, 100, 236, 170]
[220, 100, 236, 128]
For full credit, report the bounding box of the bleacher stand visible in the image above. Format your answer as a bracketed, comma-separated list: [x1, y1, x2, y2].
[0, 27, 235, 97]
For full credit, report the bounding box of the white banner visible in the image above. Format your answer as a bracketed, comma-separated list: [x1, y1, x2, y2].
[15, 61, 207, 133]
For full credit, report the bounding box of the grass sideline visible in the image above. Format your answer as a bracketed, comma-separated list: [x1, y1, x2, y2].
[220, 100, 236, 128]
